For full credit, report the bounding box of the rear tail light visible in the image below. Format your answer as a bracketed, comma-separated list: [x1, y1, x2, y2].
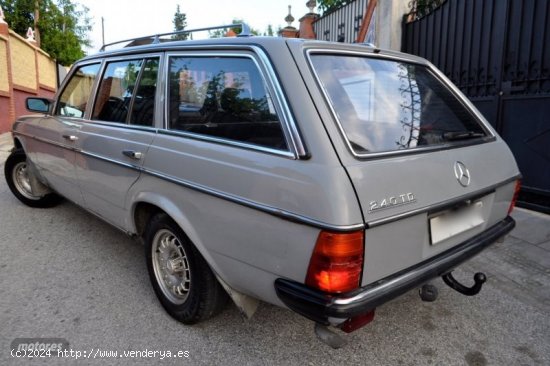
[305, 230, 364, 293]
[508, 180, 521, 215]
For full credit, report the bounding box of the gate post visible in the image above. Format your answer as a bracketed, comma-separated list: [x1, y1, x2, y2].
[377, 0, 409, 50]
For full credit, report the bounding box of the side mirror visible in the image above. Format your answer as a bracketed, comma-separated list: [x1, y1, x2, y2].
[26, 97, 53, 114]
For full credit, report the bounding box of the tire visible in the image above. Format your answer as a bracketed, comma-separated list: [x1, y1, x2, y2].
[4, 149, 62, 208]
[144, 213, 228, 324]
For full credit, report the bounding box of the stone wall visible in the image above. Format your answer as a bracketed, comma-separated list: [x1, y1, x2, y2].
[0, 20, 57, 133]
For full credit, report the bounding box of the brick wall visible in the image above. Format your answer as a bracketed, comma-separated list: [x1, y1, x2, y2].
[0, 22, 57, 133]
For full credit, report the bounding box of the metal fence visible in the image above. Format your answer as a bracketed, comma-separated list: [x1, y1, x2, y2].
[402, 0, 550, 213]
[313, 0, 374, 43]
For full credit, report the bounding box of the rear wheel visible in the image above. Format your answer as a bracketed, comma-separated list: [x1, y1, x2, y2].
[144, 213, 227, 324]
[4, 149, 62, 208]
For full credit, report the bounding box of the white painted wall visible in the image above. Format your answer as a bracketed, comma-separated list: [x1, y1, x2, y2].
[375, 0, 410, 51]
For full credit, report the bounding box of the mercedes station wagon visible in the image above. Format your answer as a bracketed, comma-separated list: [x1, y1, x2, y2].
[4, 25, 521, 347]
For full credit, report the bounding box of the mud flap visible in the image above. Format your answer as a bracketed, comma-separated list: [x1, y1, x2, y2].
[216, 276, 259, 319]
[26, 160, 52, 197]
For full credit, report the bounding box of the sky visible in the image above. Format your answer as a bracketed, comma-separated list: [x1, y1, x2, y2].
[77, 0, 312, 53]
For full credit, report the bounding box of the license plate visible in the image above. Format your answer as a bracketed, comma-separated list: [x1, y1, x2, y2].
[429, 201, 485, 245]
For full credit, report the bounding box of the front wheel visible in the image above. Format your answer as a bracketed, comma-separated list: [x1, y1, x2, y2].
[144, 213, 227, 324]
[4, 149, 62, 208]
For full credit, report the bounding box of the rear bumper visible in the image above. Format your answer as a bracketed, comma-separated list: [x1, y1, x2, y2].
[275, 216, 515, 324]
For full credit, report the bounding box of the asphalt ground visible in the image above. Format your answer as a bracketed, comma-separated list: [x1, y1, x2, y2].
[0, 133, 549, 365]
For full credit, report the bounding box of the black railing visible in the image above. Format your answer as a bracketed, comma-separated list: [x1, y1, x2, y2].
[404, 0, 447, 22]
[313, 0, 372, 43]
[402, 0, 550, 213]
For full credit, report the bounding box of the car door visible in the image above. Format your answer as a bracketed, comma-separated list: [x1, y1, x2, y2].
[74, 56, 161, 229]
[33, 62, 102, 206]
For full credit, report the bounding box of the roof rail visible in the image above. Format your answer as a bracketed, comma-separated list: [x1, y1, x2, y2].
[361, 42, 381, 53]
[100, 23, 252, 52]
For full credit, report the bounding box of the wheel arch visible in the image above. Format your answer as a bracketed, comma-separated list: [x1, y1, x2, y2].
[130, 193, 226, 281]
[133, 201, 163, 238]
[132, 195, 262, 318]
[13, 136, 24, 151]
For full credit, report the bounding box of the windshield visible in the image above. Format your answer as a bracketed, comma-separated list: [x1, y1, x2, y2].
[310, 54, 488, 154]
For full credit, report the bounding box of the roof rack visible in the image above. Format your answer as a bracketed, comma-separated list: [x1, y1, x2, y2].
[100, 23, 252, 52]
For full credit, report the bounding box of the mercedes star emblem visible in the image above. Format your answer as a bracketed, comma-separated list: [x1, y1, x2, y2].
[455, 161, 470, 187]
[454, 161, 471, 187]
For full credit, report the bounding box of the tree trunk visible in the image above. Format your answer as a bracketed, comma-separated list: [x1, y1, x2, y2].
[34, 0, 40, 46]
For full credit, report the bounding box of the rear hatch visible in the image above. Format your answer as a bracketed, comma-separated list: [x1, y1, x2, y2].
[306, 49, 520, 285]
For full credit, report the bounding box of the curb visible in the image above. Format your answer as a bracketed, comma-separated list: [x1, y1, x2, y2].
[0, 132, 14, 153]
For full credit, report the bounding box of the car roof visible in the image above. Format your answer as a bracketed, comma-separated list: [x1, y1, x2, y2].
[79, 36, 429, 66]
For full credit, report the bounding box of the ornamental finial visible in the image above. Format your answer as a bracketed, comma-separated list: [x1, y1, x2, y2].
[285, 5, 295, 27]
[26, 27, 36, 41]
[0, 6, 6, 24]
[306, 0, 317, 13]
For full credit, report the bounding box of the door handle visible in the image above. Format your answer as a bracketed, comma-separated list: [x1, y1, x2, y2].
[122, 150, 143, 160]
[62, 134, 78, 141]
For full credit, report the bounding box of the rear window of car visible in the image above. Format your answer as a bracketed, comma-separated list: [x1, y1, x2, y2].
[309, 54, 488, 155]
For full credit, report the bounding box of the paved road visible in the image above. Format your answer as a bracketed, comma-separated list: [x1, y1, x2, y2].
[0, 141, 549, 365]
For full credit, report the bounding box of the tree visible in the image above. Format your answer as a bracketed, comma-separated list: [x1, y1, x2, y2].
[317, 0, 351, 14]
[43, 0, 92, 65]
[1, 0, 35, 36]
[172, 4, 187, 40]
[263, 24, 274, 37]
[0, 0, 91, 65]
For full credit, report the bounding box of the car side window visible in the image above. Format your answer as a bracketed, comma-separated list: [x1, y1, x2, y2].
[92, 58, 159, 126]
[56, 63, 101, 118]
[130, 59, 159, 126]
[168, 56, 288, 151]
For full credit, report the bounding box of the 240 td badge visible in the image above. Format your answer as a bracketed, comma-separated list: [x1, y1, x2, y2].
[368, 193, 416, 213]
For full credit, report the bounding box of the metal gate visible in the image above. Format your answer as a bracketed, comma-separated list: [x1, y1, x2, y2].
[313, 0, 375, 43]
[402, 0, 550, 213]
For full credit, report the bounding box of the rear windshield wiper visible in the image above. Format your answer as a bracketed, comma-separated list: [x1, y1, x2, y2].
[442, 131, 485, 141]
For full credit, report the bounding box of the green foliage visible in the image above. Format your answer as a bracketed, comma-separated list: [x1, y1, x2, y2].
[317, 0, 351, 14]
[172, 4, 188, 41]
[263, 24, 274, 37]
[0, 0, 34, 35]
[0, 0, 91, 65]
[43, 0, 92, 65]
[414, 0, 444, 17]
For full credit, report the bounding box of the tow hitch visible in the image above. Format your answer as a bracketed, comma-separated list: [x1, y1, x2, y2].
[442, 271, 487, 296]
[419, 272, 487, 302]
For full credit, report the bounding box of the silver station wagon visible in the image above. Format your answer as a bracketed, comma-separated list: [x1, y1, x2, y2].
[5, 25, 521, 347]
